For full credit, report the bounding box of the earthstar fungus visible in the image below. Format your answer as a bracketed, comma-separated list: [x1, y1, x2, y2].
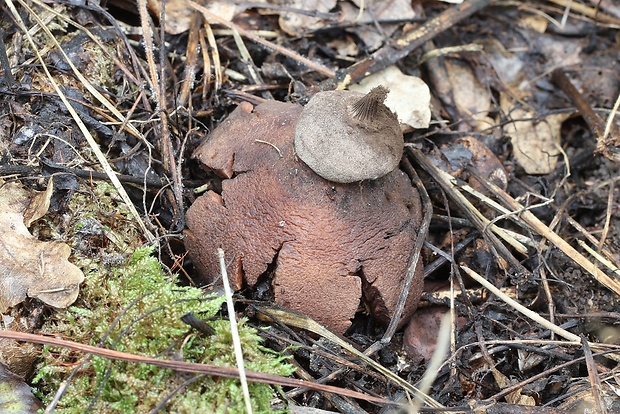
[185, 95, 424, 334]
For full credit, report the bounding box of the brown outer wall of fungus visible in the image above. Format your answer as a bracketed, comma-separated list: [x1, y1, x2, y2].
[185, 101, 424, 333]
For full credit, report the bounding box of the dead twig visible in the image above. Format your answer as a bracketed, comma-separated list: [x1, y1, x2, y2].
[581, 336, 608, 414]
[251, 303, 443, 409]
[478, 176, 620, 296]
[551, 69, 606, 148]
[35, 159, 165, 188]
[188, 1, 335, 79]
[177, 12, 201, 108]
[306, 0, 492, 95]
[0, 330, 397, 407]
[138, 0, 185, 230]
[407, 146, 530, 276]
[366, 157, 432, 351]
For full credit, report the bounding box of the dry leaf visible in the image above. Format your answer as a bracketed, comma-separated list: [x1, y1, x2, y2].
[517, 349, 546, 372]
[0, 181, 84, 312]
[518, 14, 548, 33]
[342, 0, 415, 50]
[492, 367, 536, 406]
[480, 38, 525, 88]
[348, 0, 415, 22]
[444, 59, 494, 131]
[279, 0, 337, 36]
[350, 65, 431, 129]
[537, 35, 584, 68]
[148, 0, 238, 35]
[502, 96, 568, 174]
[326, 38, 359, 59]
[23, 178, 53, 227]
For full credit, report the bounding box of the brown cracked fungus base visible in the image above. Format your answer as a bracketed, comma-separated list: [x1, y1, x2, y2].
[185, 100, 424, 334]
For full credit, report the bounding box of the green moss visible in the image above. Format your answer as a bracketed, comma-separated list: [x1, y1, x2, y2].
[33, 184, 294, 413]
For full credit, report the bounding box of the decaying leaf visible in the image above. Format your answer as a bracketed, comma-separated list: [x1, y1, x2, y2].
[492, 367, 536, 406]
[481, 39, 570, 175]
[148, 0, 238, 35]
[559, 379, 620, 412]
[502, 97, 568, 174]
[23, 178, 53, 228]
[0, 181, 84, 312]
[444, 59, 494, 131]
[479, 38, 526, 91]
[279, 0, 337, 36]
[342, 0, 415, 50]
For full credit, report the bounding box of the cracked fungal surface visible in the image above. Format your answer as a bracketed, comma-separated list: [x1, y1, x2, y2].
[184, 100, 424, 333]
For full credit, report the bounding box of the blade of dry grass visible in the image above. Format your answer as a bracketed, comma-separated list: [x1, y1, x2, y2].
[479, 178, 620, 296]
[545, 0, 620, 26]
[6, 0, 155, 243]
[137, 0, 159, 101]
[603, 90, 620, 140]
[204, 22, 222, 93]
[177, 13, 201, 107]
[458, 175, 553, 242]
[461, 265, 620, 364]
[581, 336, 608, 414]
[0, 32, 15, 85]
[410, 148, 528, 254]
[461, 265, 581, 343]
[408, 147, 529, 275]
[601, 88, 620, 160]
[253, 304, 444, 409]
[218, 248, 253, 414]
[187, 1, 335, 78]
[231, 28, 273, 100]
[578, 241, 620, 278]
[409, 313, 451, 413]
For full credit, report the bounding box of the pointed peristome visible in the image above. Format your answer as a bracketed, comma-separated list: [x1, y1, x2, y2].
[350, 85, 390, 122]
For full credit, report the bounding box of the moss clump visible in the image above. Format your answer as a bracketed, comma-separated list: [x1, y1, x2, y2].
[34, 192, 294, 413]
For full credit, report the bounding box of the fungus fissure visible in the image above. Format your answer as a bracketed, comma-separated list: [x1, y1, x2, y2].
[251, 244, 284, 302]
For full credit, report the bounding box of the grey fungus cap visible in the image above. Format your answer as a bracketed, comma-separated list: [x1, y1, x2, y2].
[294, 87, 404, 183]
